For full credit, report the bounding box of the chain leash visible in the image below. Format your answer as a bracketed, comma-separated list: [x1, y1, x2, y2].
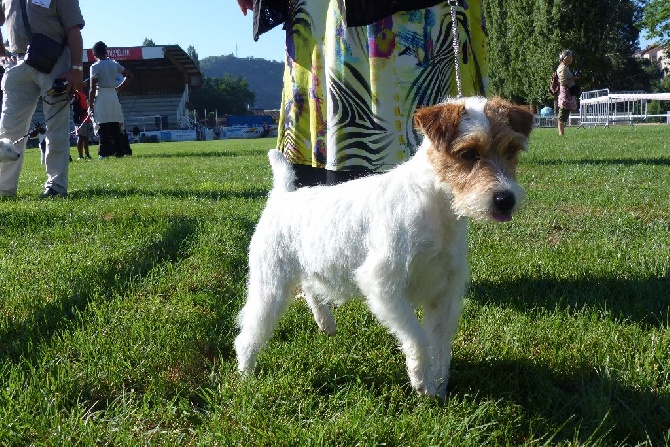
[448, 0, 463, 98]
[12, 93, 73, 145]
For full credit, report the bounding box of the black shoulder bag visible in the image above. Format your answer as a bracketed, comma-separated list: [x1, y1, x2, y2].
[21, 0, 64, 74]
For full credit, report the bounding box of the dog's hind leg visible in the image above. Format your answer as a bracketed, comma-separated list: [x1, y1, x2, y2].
[304, 292, 336, 336]
[234, 273, 296, 376]
[300, 279, 336, 336]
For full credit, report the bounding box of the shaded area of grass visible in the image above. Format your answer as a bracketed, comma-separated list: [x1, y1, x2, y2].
[471, 275, 670, 328]
[0, 215, 198, 363]
[451, 356, 670, 445]
[66, 186, 269, 201]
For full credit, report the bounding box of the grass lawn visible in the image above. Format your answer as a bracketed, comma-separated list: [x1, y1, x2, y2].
[0, 125, 668, 445]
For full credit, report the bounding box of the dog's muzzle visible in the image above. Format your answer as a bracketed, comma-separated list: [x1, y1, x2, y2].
[492, 190, 516, 221]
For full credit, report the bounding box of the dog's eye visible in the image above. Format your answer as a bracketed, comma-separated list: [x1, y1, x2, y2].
[459, 148, 480, 162]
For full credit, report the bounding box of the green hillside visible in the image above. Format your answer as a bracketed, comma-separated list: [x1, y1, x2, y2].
[199, 54, 284, 110]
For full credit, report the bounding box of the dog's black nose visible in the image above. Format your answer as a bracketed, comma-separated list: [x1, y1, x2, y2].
[493, 190, 516, 214]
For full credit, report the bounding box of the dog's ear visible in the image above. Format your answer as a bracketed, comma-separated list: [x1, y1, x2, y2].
[506, 104, 534, 137]
[485, 97, 534, 138]
[414, 102, 464, 151]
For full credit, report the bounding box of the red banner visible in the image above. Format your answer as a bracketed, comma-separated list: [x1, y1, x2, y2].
[86, 47, 144, 61]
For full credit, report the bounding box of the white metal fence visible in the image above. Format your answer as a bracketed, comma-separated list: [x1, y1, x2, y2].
[579, 89, 670, 127]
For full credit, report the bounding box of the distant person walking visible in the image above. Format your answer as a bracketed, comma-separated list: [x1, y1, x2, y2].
[556, 49, 580, 136]
[89, 41, 134, 158]
[72, 89, 92, 159]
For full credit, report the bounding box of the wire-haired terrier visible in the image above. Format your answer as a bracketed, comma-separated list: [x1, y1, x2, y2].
[235, 96, 534, 397]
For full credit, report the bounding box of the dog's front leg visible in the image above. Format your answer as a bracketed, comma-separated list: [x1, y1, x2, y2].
[367, 293, 436, 396]
[356, 264, 436, 396]
[423, 287, 465, 397]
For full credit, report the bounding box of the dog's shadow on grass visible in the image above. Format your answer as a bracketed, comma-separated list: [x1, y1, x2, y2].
[449, 356, 670, 445]
[469, 275, 669, 328]
[302, 273, 669, 444]
[306, 334, 668, 445]
[306, 348, 669, 444]
[459, 275, 669, 442]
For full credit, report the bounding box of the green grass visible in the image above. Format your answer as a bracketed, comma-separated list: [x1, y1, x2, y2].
[0, 126, 668, 446]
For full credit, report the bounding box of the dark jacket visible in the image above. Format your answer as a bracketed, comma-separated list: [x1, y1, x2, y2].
[253, 0, 446, 40]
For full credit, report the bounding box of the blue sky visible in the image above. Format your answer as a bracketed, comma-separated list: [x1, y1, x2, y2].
[79, 0, 286, 61]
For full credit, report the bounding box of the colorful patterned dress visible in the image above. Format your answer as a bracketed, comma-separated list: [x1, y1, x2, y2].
[277, 0, 488, 174]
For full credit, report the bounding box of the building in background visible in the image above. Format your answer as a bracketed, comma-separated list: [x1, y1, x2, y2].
[638, 44, 668, 78]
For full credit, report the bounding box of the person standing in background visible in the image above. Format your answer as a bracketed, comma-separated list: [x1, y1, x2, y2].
[556, 49, 580, 136]
[236, 0, 488, 186]
[0, 0, 85, 198]
[89, 41, 134, 158]
[72, 88, 92, 159]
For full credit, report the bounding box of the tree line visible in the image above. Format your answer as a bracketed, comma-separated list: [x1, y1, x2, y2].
[485, 0, 668, 108]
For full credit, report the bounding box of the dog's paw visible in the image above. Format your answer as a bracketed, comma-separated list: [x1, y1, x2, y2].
[407, 358, 437, 397]
[316, 315, 336, 336]
[305, 296, 337, 336]
[413, 380, 437, 397]
[234, 337, 258, 376]
[237, 365, 254, 378]
[435, 378, 449, 398]
[236, 356, 257, 377]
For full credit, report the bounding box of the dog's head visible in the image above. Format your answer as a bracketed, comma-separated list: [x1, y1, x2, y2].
[0, 138, 20, 163]
[414, 96, 533, 222]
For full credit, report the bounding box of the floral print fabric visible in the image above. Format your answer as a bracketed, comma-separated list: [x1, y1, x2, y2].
[277, 0, 488, 172]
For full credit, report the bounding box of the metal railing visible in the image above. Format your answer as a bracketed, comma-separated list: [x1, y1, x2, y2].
[579, 89, 670, 127]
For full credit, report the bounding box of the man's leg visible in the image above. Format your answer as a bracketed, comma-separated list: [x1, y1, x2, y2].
[42, 87, 71, 194]
[0, 64, 40, 196]
[41, 52, 73, 195]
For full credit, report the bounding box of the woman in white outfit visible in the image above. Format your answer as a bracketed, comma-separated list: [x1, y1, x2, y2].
[89, 41, 134, 158]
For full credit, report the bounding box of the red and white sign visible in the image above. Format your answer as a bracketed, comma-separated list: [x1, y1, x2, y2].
[85, 47, 144, 62]
[83, 46, 167, 63]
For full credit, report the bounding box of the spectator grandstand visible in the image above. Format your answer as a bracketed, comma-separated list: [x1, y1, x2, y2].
[2, 45, 203, 143]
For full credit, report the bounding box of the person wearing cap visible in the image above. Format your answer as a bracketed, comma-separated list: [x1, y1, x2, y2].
[0, 0, 86, 198]
[89, 41, 134, 158]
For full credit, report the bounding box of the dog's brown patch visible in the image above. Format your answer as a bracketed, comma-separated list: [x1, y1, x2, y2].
[484, 97, 534, 138]
[414, 102, 465, 153]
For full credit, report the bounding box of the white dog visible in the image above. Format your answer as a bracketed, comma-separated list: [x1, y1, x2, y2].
[0, 138, 20, 163]
[235, 96, 534, 397]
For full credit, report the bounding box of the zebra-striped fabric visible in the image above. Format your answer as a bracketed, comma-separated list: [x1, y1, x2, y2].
[277, 0, 489, 174]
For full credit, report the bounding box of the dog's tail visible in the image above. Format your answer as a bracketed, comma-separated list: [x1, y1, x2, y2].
[268, 149, 296, 194]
